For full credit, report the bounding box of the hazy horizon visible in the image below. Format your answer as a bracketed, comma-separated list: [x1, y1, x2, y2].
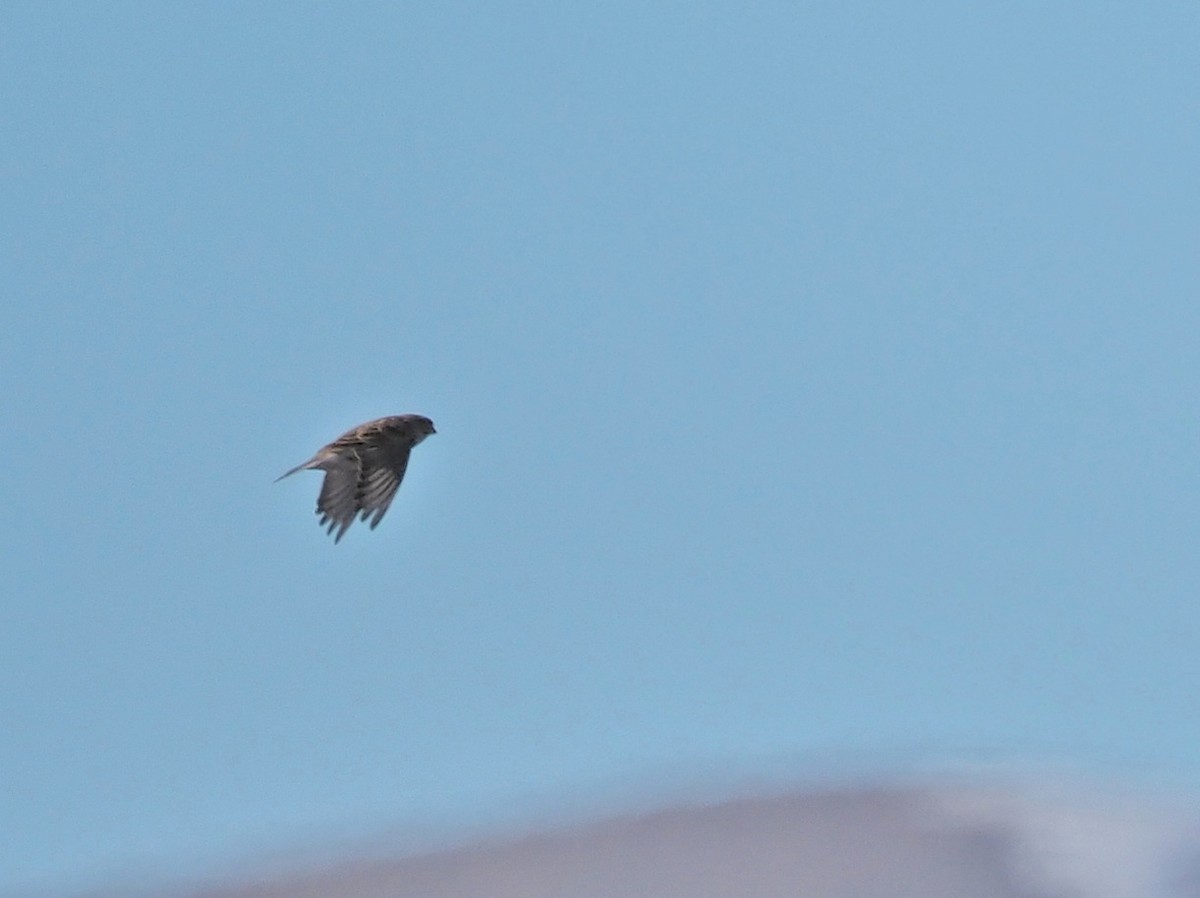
[71, 775, 1200, 898]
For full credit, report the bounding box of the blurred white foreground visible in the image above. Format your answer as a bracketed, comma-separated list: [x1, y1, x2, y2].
[180, 778, 1200, 898]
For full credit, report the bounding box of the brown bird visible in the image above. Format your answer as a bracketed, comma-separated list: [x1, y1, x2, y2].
[277, 414, 436, 542]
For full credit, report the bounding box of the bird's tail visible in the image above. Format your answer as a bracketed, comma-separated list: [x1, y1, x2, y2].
[274, 461, 312, 482]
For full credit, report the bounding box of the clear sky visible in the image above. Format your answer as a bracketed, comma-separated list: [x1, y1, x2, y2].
[3, 2, 1198, 894]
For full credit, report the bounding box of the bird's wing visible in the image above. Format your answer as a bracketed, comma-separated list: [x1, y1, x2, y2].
[316, 455, 361, 543]
[356, 443, 412, 529]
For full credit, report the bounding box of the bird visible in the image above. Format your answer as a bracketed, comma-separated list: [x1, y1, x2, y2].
[276, 414, 436, 542]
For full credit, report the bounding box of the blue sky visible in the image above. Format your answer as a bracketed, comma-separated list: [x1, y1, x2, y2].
[3, 2, 1198, 893]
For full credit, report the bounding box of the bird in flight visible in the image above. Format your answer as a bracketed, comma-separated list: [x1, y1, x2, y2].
[277, 414, 436, 542]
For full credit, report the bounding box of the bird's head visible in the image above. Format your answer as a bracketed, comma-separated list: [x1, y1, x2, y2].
[411, 415, 437, 443]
